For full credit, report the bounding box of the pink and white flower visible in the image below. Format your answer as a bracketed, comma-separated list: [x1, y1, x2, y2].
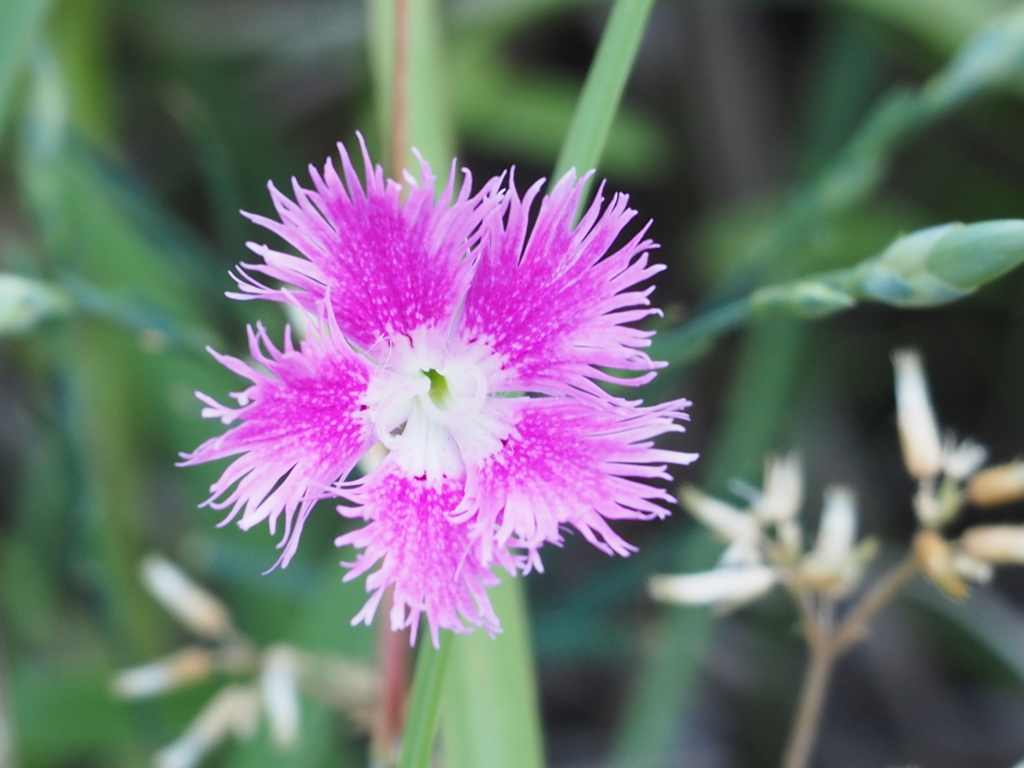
[181, 137, 697, 646]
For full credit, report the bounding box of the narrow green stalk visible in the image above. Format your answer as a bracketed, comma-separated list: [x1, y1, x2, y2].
[552, 0, 656, 193]
[397, 636, 452, 768]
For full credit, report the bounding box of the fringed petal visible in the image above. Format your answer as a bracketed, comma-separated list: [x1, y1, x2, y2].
[454, 396, 698, 567]
[233, 134, 502, 353]
[459, 170, 666, 396]
[335, 461, 519, 647]
[179, 320, 374, 568]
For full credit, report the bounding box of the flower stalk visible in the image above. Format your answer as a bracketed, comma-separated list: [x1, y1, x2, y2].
[781, 554, 919, 768]
[375, 0, 413, 761]
[397, 637, 452, 768]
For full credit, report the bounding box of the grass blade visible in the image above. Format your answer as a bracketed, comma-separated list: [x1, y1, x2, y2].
[0, 0, 54, 141]
[442, 579, 544, 768]
[552, 0, 655, 191]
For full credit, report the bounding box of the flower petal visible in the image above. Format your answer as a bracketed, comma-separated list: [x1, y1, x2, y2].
[234, 136, 502, 352]
[180, 321, 373, 567]
[459, 170, 667, 396]
[454, 396, 697, 566]
[336, 462, 516, 647]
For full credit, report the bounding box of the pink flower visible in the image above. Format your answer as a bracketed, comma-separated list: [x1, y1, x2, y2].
[181, 137, 697, 646]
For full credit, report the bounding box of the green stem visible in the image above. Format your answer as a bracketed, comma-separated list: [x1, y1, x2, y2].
[397, 635, 452, 768]
[552, 0, 656, 194]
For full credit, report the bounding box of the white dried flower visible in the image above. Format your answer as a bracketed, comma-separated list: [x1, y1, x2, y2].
[649, 566, 777, 607]
[893, 350, 943, 480]
[112, 647, 213, 699]
[953, 552, 994, 584]
[153, 686, 260, 768]
[941, 435, 988, 481]
[678, 485, 759, 543]
[261, 645, 301, 749]
[756, 454, 804, 524]
[140, 555, 234, 640]
[913, 485, 944, 528]
[801, 487, 875, 596]
[719, 538, 763, 568]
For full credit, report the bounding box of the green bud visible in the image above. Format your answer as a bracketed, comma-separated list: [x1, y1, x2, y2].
[750, 281, 856, 319]
[925, 220, 1024, 290]
[925, 5, 1024, 110]
[851, 223, 970, 308]
[0, 274, 71, 335]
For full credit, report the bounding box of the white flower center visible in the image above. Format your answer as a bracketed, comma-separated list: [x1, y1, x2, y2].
[363, 330, 508, 480]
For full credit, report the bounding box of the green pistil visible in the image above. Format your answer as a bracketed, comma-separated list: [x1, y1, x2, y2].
[423, 369, 452, 409]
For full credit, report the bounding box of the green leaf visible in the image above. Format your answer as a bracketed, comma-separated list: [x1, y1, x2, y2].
[552, 0, 656, 192]
[922, 3, 1024, 108]
[906, 580, 1024, 684]
[442, 579, 544, 768]
[11, 658, 133, 763]
[0, 0, 54, 140]
[826, 0, 1002, 55]
[397, 635, 452, 768]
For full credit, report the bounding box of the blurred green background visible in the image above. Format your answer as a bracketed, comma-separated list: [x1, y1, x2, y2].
[3, 0, 1024, 767]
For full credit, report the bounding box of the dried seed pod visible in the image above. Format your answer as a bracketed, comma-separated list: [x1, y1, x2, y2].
[966, 461, 1024, 506]
[960, 525, 1024, 564]
[914, 530, 968, 599]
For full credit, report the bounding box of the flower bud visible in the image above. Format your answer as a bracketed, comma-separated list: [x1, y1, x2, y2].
[914, 530, 968, 599]
[965, 460, 1024, 506]
[960, 525, 1024, 564]
[649, 566, 777, 607]
[926, 220, 1024, 291]
[893, 350, 943, 480]
[112, 647, 212, 699]
[140, 555, 234, 640]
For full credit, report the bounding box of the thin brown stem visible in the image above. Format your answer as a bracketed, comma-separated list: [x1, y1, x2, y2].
[372, 589, 411, 768]
[371, 2, 413, 762]
[833, 554, 918, 653]
[389, 0, 409, 179]
[781, 641, 836, 768]
[780, 555, 919, 768]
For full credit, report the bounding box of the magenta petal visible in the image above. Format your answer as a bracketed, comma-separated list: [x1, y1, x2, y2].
[179, 322, 374, 568]
[233, 136, 502, 352]
[335, 461, 515, 647]
[455, 396, 698, 565]
[459, 170, 666, 396]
